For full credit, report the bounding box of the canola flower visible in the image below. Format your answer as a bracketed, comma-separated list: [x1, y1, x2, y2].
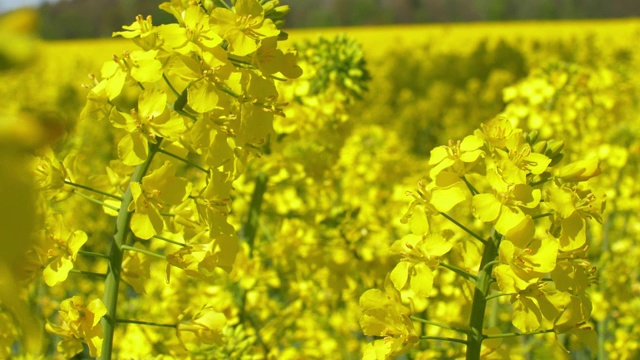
[360, 116, 606, 359]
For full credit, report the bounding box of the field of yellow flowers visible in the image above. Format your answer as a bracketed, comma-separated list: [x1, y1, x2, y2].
[1, 3, 639, 359]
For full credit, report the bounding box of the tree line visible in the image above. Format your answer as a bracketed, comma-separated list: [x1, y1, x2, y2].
[35, 0, 640, 39]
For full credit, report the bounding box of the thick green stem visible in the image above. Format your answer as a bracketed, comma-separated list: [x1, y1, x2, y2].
[243, 172, 268, 257]
[235, 173, 269, 353]
[101, 140, 162, 360]
[597, 167, 624, 359]
[466, 230, 501, 360]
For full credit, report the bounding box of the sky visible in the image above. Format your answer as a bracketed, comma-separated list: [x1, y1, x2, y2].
[0, 0, 56, 13]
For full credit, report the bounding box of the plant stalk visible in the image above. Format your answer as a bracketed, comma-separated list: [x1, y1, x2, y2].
[100, 140, 162, 360]
[466, 229, 501, 360]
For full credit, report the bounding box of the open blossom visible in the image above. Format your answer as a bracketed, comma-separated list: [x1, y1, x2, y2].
[177, 305, 227, 352]
[45, 296, 106, 358]
[360, 278, 419, 359]
[210, 0, 280, 56]
[41, 213, 87, 287]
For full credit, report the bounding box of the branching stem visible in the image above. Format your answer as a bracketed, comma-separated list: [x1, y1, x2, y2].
[153, 234, 187, 247]
[484, 329, 554, 339]
[532, 212, 554, 220]
[157, 148, 208, 174]
[440, 212, 487, 245]
[420, 336, 467, 345]
[485, 292, 510, 301]
[121, 245, 166, 260]
[410, 316, 469, 334]
[65, 180, 122, 200]
[78, 250, 110, 259]
[116, 318, 176, 329]
[71, 190, 119, 211]
[461, 175, 480, 196]
[70, 269, 107, 279]
[439, 261, 477, 282]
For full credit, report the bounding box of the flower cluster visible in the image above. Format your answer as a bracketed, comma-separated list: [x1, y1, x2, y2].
[361, 116, 605, 358]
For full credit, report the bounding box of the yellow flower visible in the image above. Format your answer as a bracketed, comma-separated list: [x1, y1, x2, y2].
[389, 231, 454, 297]
[360, 279, 418, 359]
[428, 134, 484, 178]
[110, 89, 185, 165]
[210, 0, 280, 56]
[472, 170, 540, 235]
[545, 184, 605, 251]
[45, 296, 106, 358]
[177, 305, 227, 352]
[41, 213, 87, 287]
[128, 161, 192, 239]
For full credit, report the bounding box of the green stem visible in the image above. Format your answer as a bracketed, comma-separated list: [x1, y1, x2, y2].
[597, 166, 624, 360]
[157, 148, 208, 174]
[69, 269, 107, 279]
[530, 177, 552, 187]
[78, 250, 110, 259]
[235, 173, 269, 353]
[440, 212, 487, 245]
[485, 292, 510, 301]
[243, 173, 268, 256]
[121, 245, 166, 260]
[215, 0, 231, 10]
[481, 260, 501, 273]
[71, 190, 120, 211]
[116, 318, 176, 329]
[65, 180, 122, 200]
[420, 336, 467, 345]
[484, 329, 554, 339]
[439, 261, 477, 282]
[410, 315, 469, 334]
[466, 229, 501, 360]
[162, 73, 180, 98]
[228, 57, 256, 69]
[153, 234, 187, 247]
[532, 212, 554, 220]
[461, 176, 480, 196]
[101, 140, 162, 360]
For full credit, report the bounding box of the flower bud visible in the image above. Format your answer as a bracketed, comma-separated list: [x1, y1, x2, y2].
[545, 139, 564, 157]
[557, 158, 601, 182]
[532, 140, 547, 154]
